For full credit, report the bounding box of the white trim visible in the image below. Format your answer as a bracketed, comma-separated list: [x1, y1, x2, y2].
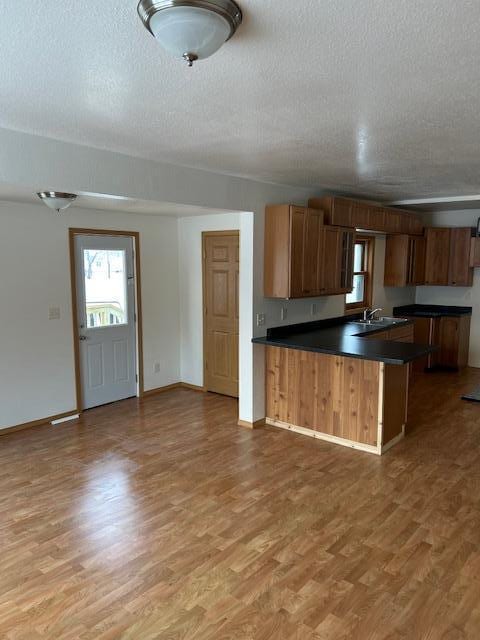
[51, 414, 80, 425]
[389, 194, 480, 206]
[381, 426, 405, 454]
[265, 418, 381, 456]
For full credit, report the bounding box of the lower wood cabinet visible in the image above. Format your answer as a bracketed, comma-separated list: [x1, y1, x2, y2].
[265, 346, 408, 455]
[437, 315, 471, 369]
[264, 204, 355, 298]
[405, 315, 471, 371]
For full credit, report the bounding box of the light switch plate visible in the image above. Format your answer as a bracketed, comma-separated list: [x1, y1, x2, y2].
[154, 363, 161, 373]
[49, 307, 61, 320]
[311, 303, 317, 316]
[281, 307, 288, 321]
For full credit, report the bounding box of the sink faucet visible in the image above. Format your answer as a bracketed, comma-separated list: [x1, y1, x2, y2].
[363, 307, 383, 321]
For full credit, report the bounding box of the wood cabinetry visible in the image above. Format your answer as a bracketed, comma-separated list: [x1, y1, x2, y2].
[438, 315, 471, 369]
[403, 314, 471, 371]
[265, 346, 408, 455]
[264, 204, 355, 298]
[424, 227, 473, 286]
[424, 228, 450, 285]
[384, 235, 426, 287]
[308, 196, 423, 235]
[470, 237, 480, 267]
[448, 228, 474, 286]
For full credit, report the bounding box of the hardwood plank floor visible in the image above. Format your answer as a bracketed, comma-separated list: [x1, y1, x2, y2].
[2, 369, 480, 639]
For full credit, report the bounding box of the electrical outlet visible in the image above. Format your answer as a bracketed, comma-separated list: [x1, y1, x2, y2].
[281, 307, 288, 321]
[311, 303, 317, 316]
[256, 313, 266, 327]
[154, 363, 161, 373]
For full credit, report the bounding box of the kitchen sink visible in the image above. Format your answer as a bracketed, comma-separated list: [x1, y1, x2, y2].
[352, 317, 407, 327]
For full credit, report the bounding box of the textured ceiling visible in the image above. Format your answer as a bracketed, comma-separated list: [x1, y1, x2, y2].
[2, 0, 480, 200]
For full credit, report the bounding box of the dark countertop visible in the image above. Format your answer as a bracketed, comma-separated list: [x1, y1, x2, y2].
[393, 304, 472, 318]
[252, 315, 437, 365]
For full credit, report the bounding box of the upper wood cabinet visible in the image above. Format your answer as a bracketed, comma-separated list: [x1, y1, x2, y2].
[470, 237, 480, 267]
[384, 235, 426, 287]
[308, 196, 423, 236]
[424, 228, 451, 285]
[424, 227, 473, 286]
[264, 204, 355, 298]
[448, 228, 474, 286]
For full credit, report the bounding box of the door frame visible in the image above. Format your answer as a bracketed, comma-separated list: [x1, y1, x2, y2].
[202, 230, 240, 395]
[69, 228, 144, 413]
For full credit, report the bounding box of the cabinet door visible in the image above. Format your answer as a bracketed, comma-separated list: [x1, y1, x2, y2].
[448, 228, 473, 286]
[410, 237, 426, 285]
[369, 206, 385, 231]
[385, 211, 403, 234]
[320, 227, 342, 293]
[301, 209, 323, 296]
[424, 228, 451, 285]
[289, 207, 305, 297]
[330, 198, 353, 227]
[351, 202, 370, 229]
[339, 229, 355, 291]
[384, 235, 409, 286]
[438, 316, 460, 368]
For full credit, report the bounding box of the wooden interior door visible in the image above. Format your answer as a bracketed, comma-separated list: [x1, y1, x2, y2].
[203, 232, 239, 398]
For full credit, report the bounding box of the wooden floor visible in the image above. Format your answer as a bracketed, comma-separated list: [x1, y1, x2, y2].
[2, 369, 480, 639]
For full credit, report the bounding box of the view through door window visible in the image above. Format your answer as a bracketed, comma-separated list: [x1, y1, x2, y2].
[83, 249, 127, 328]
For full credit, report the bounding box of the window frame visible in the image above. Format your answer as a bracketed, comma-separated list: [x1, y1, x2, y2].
[345, 235, 375, 313]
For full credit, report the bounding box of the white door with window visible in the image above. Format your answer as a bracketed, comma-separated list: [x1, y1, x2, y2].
[74, 234, 137, 409]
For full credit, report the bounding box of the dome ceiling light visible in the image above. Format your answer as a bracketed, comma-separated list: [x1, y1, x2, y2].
[137, 0, 242, 67]
[37, 191, 77, 213]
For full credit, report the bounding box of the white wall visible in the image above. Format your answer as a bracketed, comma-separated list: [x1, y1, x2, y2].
[0, 127, 325, 424]
[0, 201, 181, 429]
[415, 210, 480, 367]
[0, 128, 425, 427]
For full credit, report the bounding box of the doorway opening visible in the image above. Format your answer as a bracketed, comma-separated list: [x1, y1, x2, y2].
[69, 228, 144, 411]
[202, 230, 239, 398]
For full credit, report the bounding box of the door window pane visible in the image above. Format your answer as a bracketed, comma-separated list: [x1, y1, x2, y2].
[346, 274, 365, 304]
[83, 249, 127, 327]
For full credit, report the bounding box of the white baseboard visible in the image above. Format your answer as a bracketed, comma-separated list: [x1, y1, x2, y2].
[51, 414, 80, 425]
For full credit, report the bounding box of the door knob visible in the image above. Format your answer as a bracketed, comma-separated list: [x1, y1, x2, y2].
[79, 335, 89, 341]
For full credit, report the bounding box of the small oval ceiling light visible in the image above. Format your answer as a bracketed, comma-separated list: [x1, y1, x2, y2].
[37, 191, 77, 213]
[137, 0, 242, 66]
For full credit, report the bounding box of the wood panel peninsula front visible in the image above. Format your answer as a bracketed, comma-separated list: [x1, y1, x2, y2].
[253, 316, 436, 455]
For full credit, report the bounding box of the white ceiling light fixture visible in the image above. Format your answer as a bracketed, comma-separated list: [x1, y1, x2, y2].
[37, 191, 77, 213]
[137, 0, 242, 67]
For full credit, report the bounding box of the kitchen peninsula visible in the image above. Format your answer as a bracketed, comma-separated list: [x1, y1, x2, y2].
[253, 315, 436, 455]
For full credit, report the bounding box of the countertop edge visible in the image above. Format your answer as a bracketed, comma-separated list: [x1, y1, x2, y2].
[252, 336, 436, 366]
